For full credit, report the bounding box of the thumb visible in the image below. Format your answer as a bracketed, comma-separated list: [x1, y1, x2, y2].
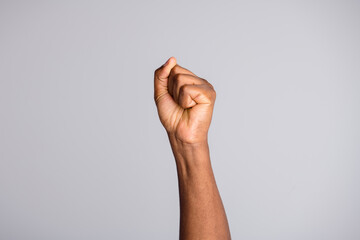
[154, 57, 177, 101]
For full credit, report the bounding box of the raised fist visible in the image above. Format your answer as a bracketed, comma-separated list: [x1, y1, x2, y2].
[154, 57, 216, 144]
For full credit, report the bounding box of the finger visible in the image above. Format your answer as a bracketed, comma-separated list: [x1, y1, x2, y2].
[169, 73, 210, 103]
[154, 57, 177, 102]
[168, 64, 196, 95]
[169, 64, 196, 78]
[178, 84, 216, 109]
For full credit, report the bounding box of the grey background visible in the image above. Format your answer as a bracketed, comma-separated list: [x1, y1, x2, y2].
[0, 0, 359, 239]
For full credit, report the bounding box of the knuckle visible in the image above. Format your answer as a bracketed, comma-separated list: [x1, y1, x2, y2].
[211, 89, 216, 99]
[201, 77, 209, 84]
[179, 84, 189, 95]
[169, 66, 179, 77]
[173, 73, 184, 83]
[174, 73, 182, 82]
[205, 85, 216, 101]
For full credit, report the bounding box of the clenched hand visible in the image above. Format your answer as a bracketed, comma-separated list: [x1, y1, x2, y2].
[154, 57, 216, 144]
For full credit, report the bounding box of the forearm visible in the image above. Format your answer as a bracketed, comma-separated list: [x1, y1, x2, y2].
[154, 57, 230, 239]
[168, 134, 231, 240]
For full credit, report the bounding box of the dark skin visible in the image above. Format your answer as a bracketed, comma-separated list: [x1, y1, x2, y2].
[154, 57, 231, 240]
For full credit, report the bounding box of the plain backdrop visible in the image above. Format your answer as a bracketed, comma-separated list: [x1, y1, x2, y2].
[0, 1, 359, 239]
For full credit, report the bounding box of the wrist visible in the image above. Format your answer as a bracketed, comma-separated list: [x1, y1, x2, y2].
[167, 132, 213, 181]
[168, 133, 210, 164]
[167, 133, 209, 153]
